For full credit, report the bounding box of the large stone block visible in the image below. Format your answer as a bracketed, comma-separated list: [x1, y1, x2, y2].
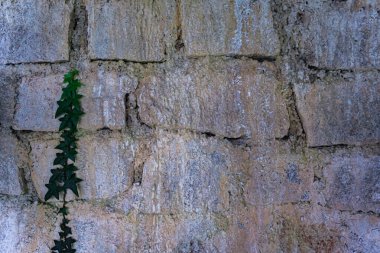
[14, 67, 137, 131]
[0, 130, 23, 195]
[13, 75, 62, 131]
[132, 213, 227, 252]
[298, 1, 380, 69]
[68, 202, 133, 252]
[294, 73, 380, 147]
[137, 59, 289, 142]
[139, 130, 249, 214]
[30, 132, 136, 201]
[0, 69, 17, 127]
[86, 0, 174, 62]
[246, 152, 313, 206]
[272, 204, 380, 253]
[324, 154, 380, 213]
[80, 65, 137, 130]
[181, 0, 280, 57]
[0, 0, 73, 64]
[0, 198, 55, 253]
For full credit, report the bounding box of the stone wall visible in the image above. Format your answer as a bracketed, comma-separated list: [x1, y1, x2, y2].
[0, 0, 379, 252]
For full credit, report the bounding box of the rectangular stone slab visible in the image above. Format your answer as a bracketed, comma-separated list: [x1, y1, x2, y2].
[0, 0, 73, 64]
[137, 59, 289, 143]
[0, 130, 23, 195]
[13, 66, 137, 131]
[324, 155, 380, 213]
[181, 0, 280, 57]
[86, 0, 173, 62]
[0, 199, 56, 252]
[30, 132, 136, 201]
[294, 72, 380, 147]
[298, 1, 380, 69]
[139, 130, 249, 214]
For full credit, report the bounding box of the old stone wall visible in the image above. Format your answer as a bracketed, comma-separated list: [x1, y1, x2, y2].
[0, 0, 379, 252]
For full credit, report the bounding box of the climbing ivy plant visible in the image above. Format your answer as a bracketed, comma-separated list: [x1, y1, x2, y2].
[45, 69, 84, 253]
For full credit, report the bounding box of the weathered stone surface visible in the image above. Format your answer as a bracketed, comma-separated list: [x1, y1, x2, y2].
[133, 213, 227, 252]
[345, 213, 380, 253]
[270, 204, 380, 253]
[0, 69, 17, 127]
[246, 152, 313, 206]
[0, 130, 23, 195]
[139, 130, 249, 214]
[86, 0, 173, 62]
[137, 60, 289, 142]
[80, 65, 137, 130]
[69, 202, 253, 253]
[68, 202, 133, 252]
[324, 154, 380, 213]
[0, 198, 55, 253]
[294, 73, 380, 147]
[181, 0, 280, 57]
[14, 67, 137, 131]
[0, 0, 73, 64]
[30, 132, 136, 200]
[298, 1, 380, 69]
[13, 75, 62, 131]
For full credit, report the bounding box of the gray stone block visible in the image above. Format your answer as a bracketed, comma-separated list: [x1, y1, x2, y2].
[294, 72, 380, 147]
[86, 0, 174, 62]
[0, 0, 73, 64]
[137, 59, 289, 142]
[0, 130, 23, 195]
[299, 1, 380, 69]
[181, 0, 280, 57]
[30, 132, 136, 201]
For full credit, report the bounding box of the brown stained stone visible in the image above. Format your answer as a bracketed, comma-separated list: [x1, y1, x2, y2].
[298, 1, 380, 69]
[0, 130, 23, 196]
[294, 73, 380, 147]
[139, 130, 250, 214]
[30, 133, 136, 201]
[272, 204, 380, 252]
[0, 0, 73, 64]
[13, 66, 137, 131]
[181, 0, 280, 57]
[86, 0, 174, 62]
[324, 154, 380, 213]
[137, 59, 289, 142]
[246, 153, 313, 206]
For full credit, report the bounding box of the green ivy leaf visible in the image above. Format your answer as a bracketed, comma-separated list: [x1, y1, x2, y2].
[64, 175, 82, 197]
[45, 182, 62, 201]
[46, 69, 84, 252]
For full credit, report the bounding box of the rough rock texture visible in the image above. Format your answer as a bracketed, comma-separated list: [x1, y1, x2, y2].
[0, 0, 73, 64]
[14, 65, 137, 131]
[0, 130, 23, 195]
[1, 0, 379, 252]
[86, 0, 175, 62]
[0, 68, 17, 127]
[297, 0, 380, 69]
[13, 74, 62, 131]
[181, 0, 280, 57]
[138, 130, 249, 214]
[294, 72, 380, 147]
[137, 59, 289, 141]
[0, 197, 56, 253]
[30, 132, 137, 201]
[324, 154, 380, 213]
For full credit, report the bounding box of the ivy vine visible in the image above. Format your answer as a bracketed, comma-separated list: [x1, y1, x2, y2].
[45, 69, 84, 253]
